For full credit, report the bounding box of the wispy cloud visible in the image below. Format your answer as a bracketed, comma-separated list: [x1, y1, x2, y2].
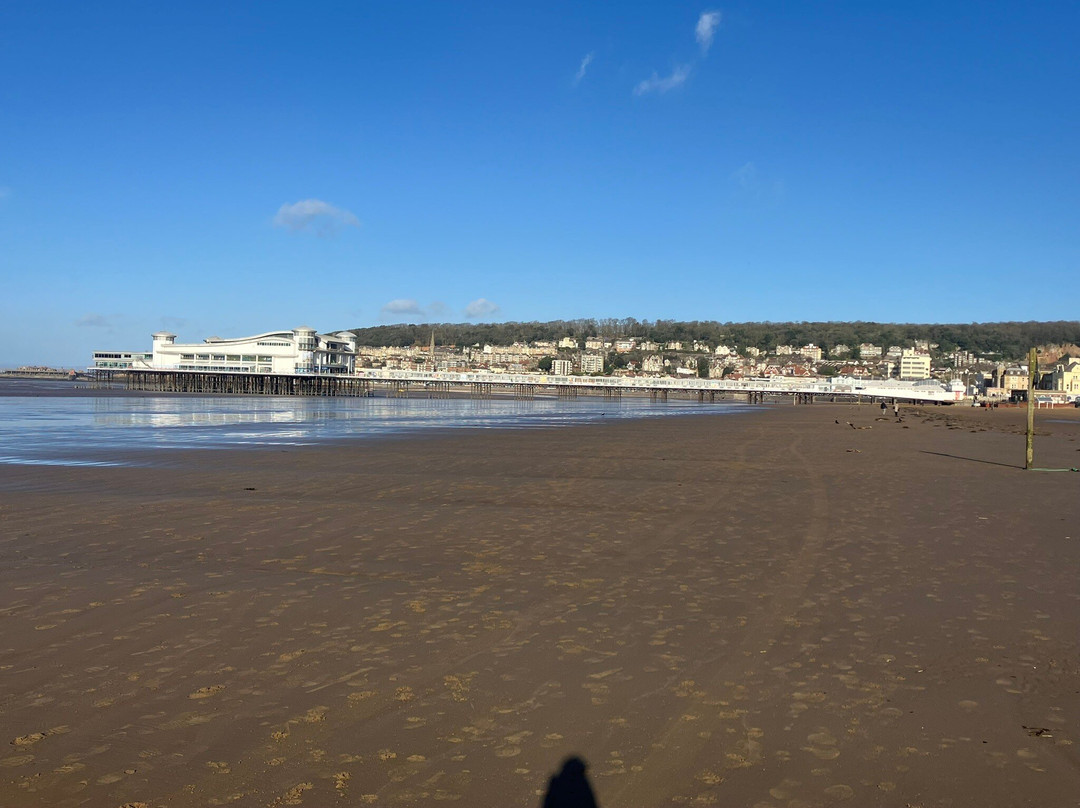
[634, 64, 691, 96]
[732, 162, 785, 204]
[75, 313, 118, 329]
[273, 199, 360, 236]
[696, 11, 721, 53]
[464, 298, 500, 319]
[574, 52, 595, 86]
[428, 301, 448, 316]
[381, 299, 424, 317]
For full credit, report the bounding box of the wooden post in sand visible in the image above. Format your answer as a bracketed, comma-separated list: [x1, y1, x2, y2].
[1025, 347, 1037, 470]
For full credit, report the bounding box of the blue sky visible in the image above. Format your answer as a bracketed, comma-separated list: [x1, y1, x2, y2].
[1, 1, 1078, 366]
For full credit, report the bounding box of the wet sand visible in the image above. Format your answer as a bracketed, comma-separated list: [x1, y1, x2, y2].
[2, 403, 1079, 807]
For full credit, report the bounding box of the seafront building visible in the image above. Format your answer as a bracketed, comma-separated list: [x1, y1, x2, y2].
[898, 349, 932, 380]
[1050, 358, 1080, 395]
[579, 354, 604, 374]
[93, 327, 357, 375]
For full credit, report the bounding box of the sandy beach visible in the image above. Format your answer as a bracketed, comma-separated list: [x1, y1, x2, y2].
[2, 402, 1079, 807]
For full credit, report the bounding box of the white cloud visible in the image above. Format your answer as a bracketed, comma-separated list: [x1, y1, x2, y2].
[574, 52, 594, 86]
[633, 64, 691, 96]
[273, 199, 360, 235]
[464, 298, 500, 319]
[696, 11, 721, 53]
[381, 299, 423, 317]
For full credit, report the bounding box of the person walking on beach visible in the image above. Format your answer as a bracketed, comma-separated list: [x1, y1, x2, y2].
[893, 402, 899, 418]
[880, 401, 887, 416]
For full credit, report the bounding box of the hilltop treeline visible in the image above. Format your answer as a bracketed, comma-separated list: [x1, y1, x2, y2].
[349, 319, 1080, 360]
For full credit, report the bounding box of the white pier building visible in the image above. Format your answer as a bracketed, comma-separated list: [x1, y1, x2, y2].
[93, 327, 357, 374]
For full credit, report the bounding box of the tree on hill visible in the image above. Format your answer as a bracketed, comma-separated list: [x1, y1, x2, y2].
[346, 320, 1080, 363]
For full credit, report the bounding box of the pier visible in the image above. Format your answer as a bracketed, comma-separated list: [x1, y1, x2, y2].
[89, 367, 963, 404]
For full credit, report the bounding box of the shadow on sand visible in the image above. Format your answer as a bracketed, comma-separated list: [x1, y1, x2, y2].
[542, 756, 599, 808]
[920, 450, 1022, 469]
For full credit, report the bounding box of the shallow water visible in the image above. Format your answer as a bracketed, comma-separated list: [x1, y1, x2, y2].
[0, 380, 746, 466]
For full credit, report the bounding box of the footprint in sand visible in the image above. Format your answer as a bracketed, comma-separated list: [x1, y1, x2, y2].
[824, 784, 855, 800]
[1, 755, 34, 768]
[11, 733, 47, 747]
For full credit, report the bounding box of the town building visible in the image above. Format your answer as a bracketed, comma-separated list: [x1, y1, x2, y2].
[999, 365, 1029, 394]
[859, 343, 882, 358]
[642, 354, 664, 373]
[1050, 358, 1080, 395]
[550, 358, 573, 376]
[579, 353, 605, 374]
[898, 350, 931, 380]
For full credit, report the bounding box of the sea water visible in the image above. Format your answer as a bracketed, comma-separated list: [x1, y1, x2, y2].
[0, 380, 746, 466]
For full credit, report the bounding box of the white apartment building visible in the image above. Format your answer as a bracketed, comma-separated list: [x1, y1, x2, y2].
[558, 337, 579, 349]
[800, 343, 823, 361]
[550, 359, 573, 376]
[898, 349, 931, 380]
[580, 353, 605, 374]
[94, 327, 357, 375]
[859, 343, 882, 358]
